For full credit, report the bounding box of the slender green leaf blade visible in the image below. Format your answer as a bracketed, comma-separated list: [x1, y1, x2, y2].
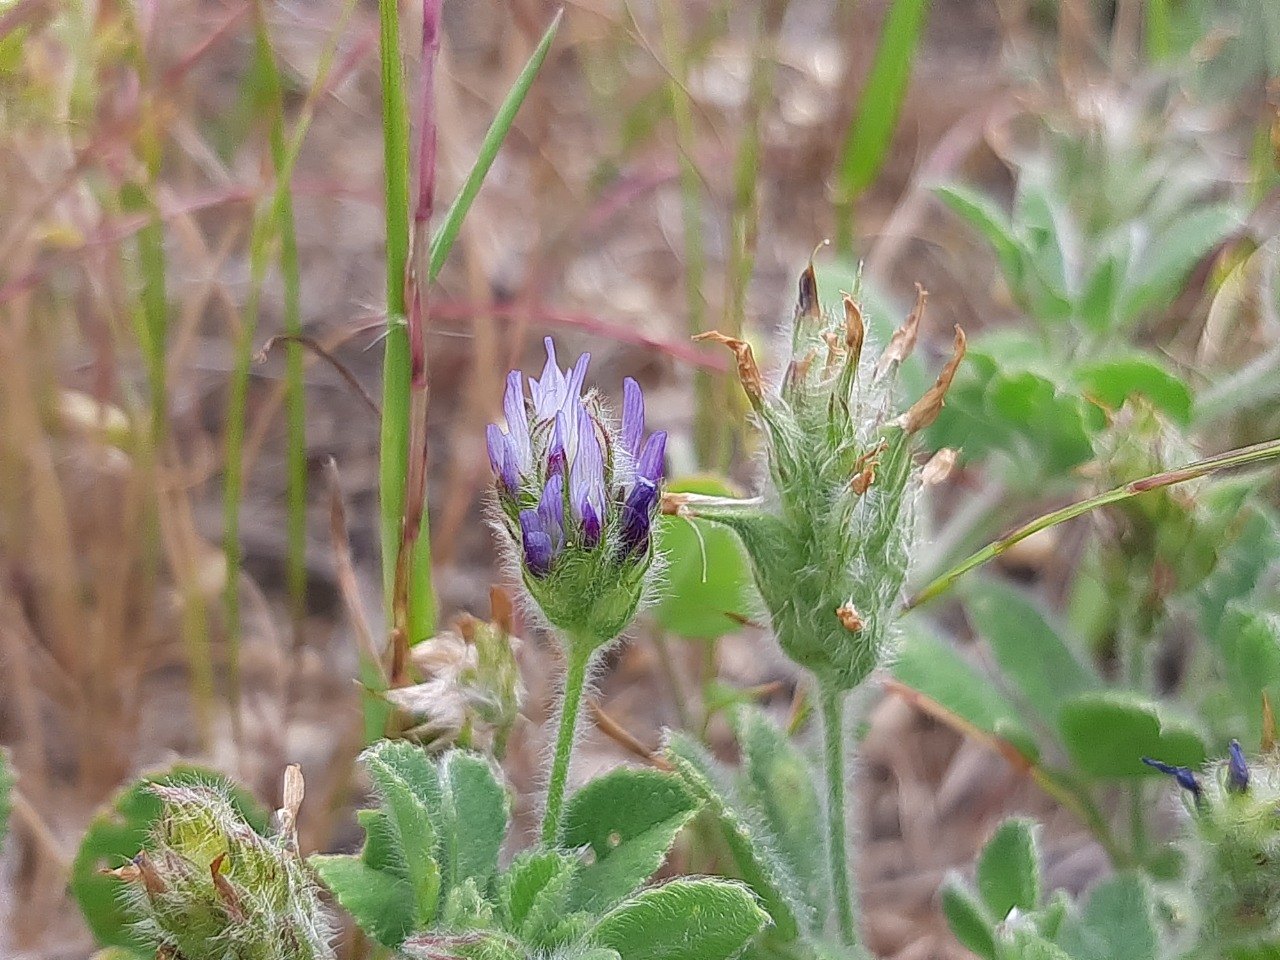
[834, 0, 932, 200]
[0, 748, 11, 846]
[429, 10, 562, 280]
[733, 706, 828, 921]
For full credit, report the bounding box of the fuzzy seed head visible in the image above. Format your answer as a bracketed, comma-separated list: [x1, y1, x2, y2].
[693, 264, 965, 691]
[109, 776, 333, 960]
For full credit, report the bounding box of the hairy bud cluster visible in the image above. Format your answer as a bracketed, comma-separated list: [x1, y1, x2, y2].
[676, 265, 964, 692]
[486, 338, 667, 649]
[108, 773, 331, 960]
[1147, 737, 1280, 955]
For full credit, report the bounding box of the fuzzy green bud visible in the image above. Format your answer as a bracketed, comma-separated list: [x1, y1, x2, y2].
[684, 266, 965, 692]
[108, 771, 332, 960]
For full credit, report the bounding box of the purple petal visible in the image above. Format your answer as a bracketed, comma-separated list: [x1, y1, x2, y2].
[537, 474, 566, 554]
[519, 509, 554, 578]
[619, 478, 658, 557]
[635, 430, 668, 485]
[1142, 757, 1202, 800]
[569, 406, 605, 529]
[581, 500, 602, 548]
[566, 351, 591, 408]
[546, 412, 570, 478]
[1228, 740, 1249, 793]
[485, 424, 519, 494]
[620, 378, 644, 460]
[502, 370, 532, 470]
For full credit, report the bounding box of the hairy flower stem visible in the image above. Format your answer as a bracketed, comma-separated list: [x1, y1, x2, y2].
[821, 683, 857, 946]
[542, 644, 591, 845]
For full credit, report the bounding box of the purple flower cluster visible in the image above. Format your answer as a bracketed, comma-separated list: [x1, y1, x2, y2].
[486, 339, 667, 578]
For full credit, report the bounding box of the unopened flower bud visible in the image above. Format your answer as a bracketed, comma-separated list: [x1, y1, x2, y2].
[108, 774, 332, 960]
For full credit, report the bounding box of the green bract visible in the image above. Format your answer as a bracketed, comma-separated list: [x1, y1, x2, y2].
[683, 265, 965, 693]
[105, 772, 331, 960]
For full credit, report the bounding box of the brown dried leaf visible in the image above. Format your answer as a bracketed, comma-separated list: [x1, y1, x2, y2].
[875, 284, 927, 379]
[693, 331, 764, 409]
[898, 326, 966, 434]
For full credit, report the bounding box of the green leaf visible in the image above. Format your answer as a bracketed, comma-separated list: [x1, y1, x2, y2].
[560, 767, 701, 913]
[362, 739, 444, 926]
[941, 878, 996, 960]
[1057, 691, 1206, 779]
[964, 579, 1098, 729]
[310, 854, 416, 947]
[1074, 355, 1193, 424]
[1196, 506, 1280, 637]
[976, 818, 1040, 920]
[832, 0, 932, 201]
[1215, 605, 1280, 708]
[1055, 873, 1158, 960]
[438, 751, 508, 890]
[588, 878, 768, 960]
[892, 626, 1037, 758]
[666, 734, 805, 942]
[653, 477, 755, 639]
[733, 707, 828, 920]
[499, 849, 581, 945]
[1118, 203, 1238, 325]
[1077, 250, 1122, 333]
[934, 184, 1025, 283]
[71, 767, 268, 951]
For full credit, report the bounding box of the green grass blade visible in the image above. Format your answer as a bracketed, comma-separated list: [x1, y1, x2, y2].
[832, 0, 932, 253]
[224, 0, 358, 724]
[377, 0, 414, 629]
[250, 5, 308, 635]
[427, 9, 563, 280]
[906, 437, 1280, 610]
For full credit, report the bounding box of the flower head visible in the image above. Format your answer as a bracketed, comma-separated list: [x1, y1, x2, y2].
[487, 339, 666, 647]
[680, 265, 965, 692]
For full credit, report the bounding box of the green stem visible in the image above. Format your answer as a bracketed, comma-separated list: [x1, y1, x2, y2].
[820, 683, 857, 946]
[542, 646, 591, 846]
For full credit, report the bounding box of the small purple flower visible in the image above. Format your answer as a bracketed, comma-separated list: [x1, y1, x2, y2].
[1143, 756, 1203, 802]
[487, 339, 666, 582]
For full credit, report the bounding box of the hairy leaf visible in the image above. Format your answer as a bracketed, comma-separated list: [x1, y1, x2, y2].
[588, 878, 768, 960]
[560, 767, 701, 913]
